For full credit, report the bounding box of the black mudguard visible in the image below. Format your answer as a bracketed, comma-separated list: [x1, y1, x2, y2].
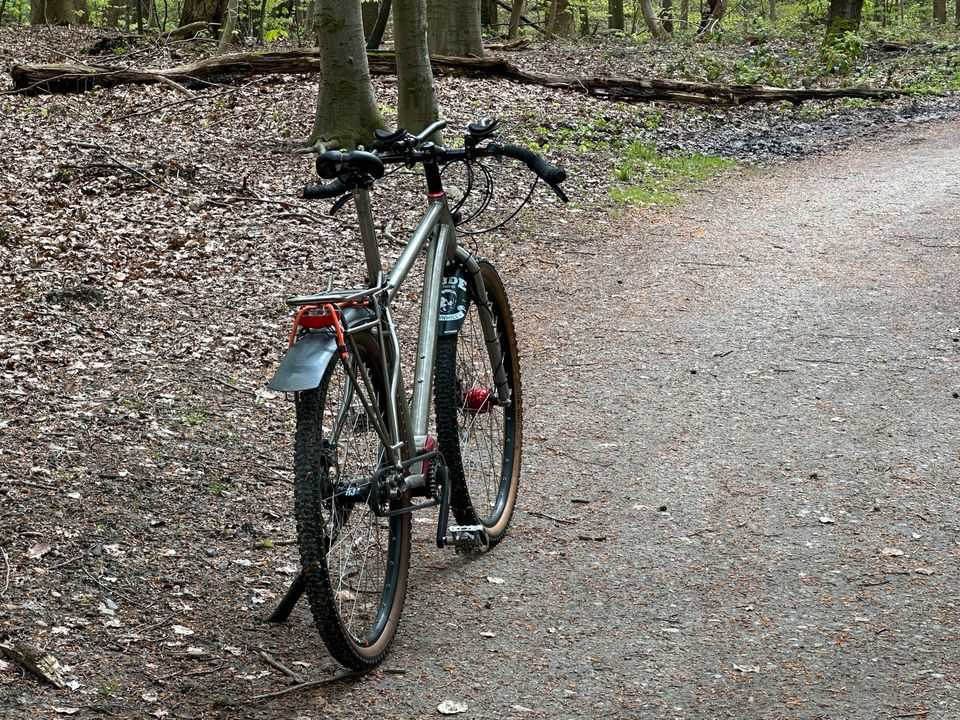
[268, 306, 375, 392]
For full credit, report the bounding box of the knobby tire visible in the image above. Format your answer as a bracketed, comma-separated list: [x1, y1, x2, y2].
[293, 332, 410, 670]
[434, 260, 522, 544]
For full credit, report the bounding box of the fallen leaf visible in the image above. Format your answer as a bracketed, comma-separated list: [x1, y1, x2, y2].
[438, 700, 468, 715]
[486, 576, 504, 584]
[733, 663, 761, 673]
[171, 625, 194, 636]
[27, 543, 53, 559]
[880, 547, 904, 557]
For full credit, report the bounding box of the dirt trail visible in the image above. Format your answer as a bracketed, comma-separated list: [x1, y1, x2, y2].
[358, 122, 960, 720]
[3, 109, 958, 718]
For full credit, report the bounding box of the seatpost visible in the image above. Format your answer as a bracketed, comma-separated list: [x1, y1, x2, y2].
[353, 188, 382, 287]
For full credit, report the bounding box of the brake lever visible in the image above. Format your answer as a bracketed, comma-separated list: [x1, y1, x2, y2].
[329, 193, 353, 216]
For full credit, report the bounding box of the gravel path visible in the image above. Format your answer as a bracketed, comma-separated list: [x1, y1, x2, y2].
[316, 121, 960, 720]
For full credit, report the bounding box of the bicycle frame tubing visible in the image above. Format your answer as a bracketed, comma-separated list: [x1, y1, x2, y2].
[353, 184, 455, 456]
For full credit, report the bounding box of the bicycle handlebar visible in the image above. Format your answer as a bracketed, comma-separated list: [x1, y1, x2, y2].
[491, 144, 567, 186]
[301, 121, 568, 203]
[302, 177, 350, 200]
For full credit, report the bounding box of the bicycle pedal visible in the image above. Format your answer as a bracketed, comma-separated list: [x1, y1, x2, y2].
[447, 524, 489, 554]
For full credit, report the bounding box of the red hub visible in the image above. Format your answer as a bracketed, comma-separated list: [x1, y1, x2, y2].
[463, 387, 494, 414]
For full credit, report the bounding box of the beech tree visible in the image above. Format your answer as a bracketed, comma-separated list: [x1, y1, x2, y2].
[180, 0, 227, 27]
[640, 0, 666, 38]
[29, 0, 87, 24]
[824, 0, 864, 37]
[394, 0, 439, 133]
[310, 0, 383, 149]
[427, 0, 483, 57]
[608, 0, 624, 30]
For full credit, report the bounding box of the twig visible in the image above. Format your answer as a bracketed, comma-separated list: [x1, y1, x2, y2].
[258, 650, 303, 684]
[0, 547, 10, 597]
[8, 478, 58, 491]
[112, 86, 239, 122]
[154, 74, 196, 98]
[72, 140, 179, 197]
[248, 671, 363, 702]
[206, 374, 257, 397]
[527, 511, 576, 525]
[47, 554, 83, 570]
[794, 357, 854, 366]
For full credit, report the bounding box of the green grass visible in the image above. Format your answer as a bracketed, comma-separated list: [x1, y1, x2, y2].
[610, 140, 736, 207]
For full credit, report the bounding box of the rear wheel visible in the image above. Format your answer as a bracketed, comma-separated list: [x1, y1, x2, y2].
[434, 260, 522, 545]
[293, 332, 410, 670]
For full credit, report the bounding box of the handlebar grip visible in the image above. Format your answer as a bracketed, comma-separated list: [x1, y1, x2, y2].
[302, 178, 349, 200]
[497, 144, 567, 185]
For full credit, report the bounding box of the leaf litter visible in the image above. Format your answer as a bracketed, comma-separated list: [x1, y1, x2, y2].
[1, 24, 959, 719]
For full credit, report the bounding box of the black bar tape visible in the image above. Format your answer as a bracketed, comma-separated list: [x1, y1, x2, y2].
[302, 178, 349, 200]
[497, 144, 567, 185]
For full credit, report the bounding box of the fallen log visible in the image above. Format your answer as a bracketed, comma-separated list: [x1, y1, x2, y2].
[9, 49, 903, 105]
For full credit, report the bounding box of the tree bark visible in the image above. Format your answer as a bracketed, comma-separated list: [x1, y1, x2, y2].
[393, 0, 439, 134]
[933, 0, 946, 23]
[179, 0, 226, 28]
[428, 0, 483, 57]
[547, 0, 574, 38]
[824, 0, 863, 38]
[507, 0, 523, 37]
[30, 0, 88, 24]
[10, 51, 904, 107]
[218, 0, 239, 53]
[481, 0, 497, 27]
[608, 0, 624, 30]
[311, 1, 384, 148]
[697, 0, 726, 35]
[640, 0, 666, 38]
[365, 0, 391, 49]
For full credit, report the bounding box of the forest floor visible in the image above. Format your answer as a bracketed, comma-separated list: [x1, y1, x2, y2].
[1, 24, 959, 720]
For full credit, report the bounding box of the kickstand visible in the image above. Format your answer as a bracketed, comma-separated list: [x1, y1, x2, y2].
[264, 571, 305, 623]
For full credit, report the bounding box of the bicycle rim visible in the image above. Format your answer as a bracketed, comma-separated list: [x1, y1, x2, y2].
[435, 260, 522, 543]
[293, 334, 410, 669]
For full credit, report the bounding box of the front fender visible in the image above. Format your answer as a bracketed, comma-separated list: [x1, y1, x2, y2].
[267, 306, 375, 392]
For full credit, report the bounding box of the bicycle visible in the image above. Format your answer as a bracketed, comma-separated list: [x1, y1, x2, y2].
[263, 119, 567, 670]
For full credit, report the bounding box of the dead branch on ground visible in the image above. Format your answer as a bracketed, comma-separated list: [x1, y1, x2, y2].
[9, 50, 903, 106]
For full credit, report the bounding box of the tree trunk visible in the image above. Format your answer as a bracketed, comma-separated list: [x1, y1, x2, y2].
[393, 0, 438, 134]
[104, 0, 125, 25]
[180, 0, 226, 28]
[661, 0, 673, 33]
[639, 0, 666, 38]
[30, 0, 88, 24]
[480, 0, 497, 27]
[507, 0, 523, 37]
[547, 0, 574, 37]
[769, 0, 776, 22]
[680, 0, 688, 32]
[10, 51, 905, 106]
[697, 0, 726, 34]
[933, 0, 946, 23]
[218, 0, 239, 52]
[608, 0, 624, 30]
[365, 0, 391, 49]
[824, 0, 863, 38]
[311, 0, 384, 148]
[427, 0, 483, 57]
[362, 0, 379, 34]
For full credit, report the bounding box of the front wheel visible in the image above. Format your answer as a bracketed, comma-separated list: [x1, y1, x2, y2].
[293, 332, 410, 670]
[434, 260, 522, 545]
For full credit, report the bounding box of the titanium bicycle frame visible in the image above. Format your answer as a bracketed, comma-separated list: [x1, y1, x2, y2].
[270, 169, 511, 498]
